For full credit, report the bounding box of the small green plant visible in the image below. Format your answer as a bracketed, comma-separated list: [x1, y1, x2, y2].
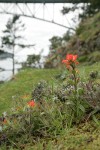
[32, 80, 52, 101]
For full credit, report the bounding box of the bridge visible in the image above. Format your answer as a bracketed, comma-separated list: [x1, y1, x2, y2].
[0, 0, 90, 30]
[0, 0, 89, 3]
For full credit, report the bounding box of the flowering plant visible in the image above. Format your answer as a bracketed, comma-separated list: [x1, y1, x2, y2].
[62, 54, 79, 70]
[62, 54, 83, 121]
[62, 54, 79, 91]
[28, 100, 35, 107]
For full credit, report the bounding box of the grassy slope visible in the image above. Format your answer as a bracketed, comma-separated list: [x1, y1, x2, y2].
[76, 12, 100, 42]
[0, 63, 100, 149]
[72, 12, 100, 58]
[79, 62, 100, 82]
[0, 62, 99, 114]
[0, 69, 60, 115]
[45, 12, 100, 68]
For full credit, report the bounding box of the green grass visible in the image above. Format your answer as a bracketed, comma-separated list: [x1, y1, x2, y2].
[0, 63, 100, 115]
[25, 122, 100, 150]
[79, 62, 100, 82]
[0, 68, 60, 115]
[1, 121, 99, 150]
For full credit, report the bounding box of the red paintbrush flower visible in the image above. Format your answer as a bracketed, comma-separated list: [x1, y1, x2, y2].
[62, 54, 79, 69]
[28, 100, 35, 107]
[3, 119, 7, 124]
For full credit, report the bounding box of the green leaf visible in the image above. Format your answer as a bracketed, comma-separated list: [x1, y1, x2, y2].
[92, 115, 100, 125]
[79, 104, 85, 112]
[68, 80, 74, 85]
[78, 88, 84, 95]
[66, 100, 74, 105]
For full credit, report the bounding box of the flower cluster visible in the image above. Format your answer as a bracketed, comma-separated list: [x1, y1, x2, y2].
[28, 100, 35, 107]
[62, 54, 79, 69]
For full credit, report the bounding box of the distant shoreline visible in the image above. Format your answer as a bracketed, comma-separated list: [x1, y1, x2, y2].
[0, 59, 22, 82]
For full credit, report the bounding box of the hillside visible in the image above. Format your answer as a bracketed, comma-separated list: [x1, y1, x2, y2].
[67, 12, 100, 60]
[44, 12, 100, 68]
[0, 62, 100, 115]
[0, 69, 60, 114]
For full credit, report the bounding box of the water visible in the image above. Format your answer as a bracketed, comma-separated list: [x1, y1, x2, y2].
[0, 58, 22, 81]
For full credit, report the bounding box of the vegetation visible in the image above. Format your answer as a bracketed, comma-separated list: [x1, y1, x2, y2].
[0, 69, 60, 114]
[44, 31, 71, 68]
[0, 59, 100, 149]
[44, 12, 100, 68]
[22, 54, 41, 68]
[61, 0, 100, 19]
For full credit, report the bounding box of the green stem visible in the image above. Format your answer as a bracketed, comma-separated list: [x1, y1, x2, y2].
[72, 65, 77, 94]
